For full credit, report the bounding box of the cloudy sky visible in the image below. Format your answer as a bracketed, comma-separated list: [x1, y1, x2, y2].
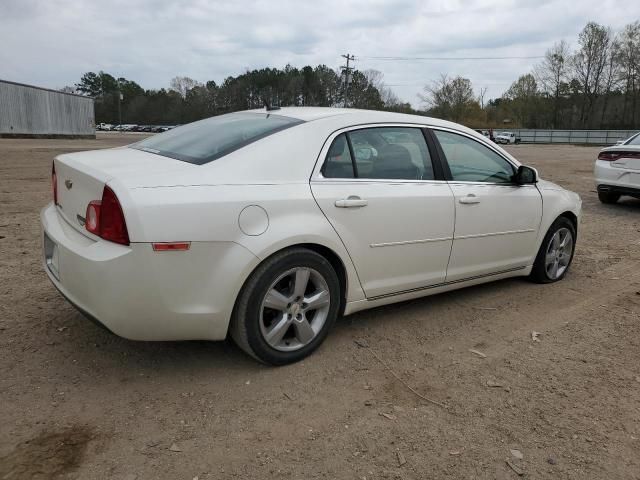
[2, 0, 638, 106]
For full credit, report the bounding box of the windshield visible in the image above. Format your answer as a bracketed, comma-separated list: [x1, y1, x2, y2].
[130, 112, 303, 164]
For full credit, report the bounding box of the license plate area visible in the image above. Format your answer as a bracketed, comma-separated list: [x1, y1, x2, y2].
[44, 233, 60, 280]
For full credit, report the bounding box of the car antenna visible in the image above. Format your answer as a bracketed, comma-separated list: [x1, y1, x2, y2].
[263, 97, 280, 111]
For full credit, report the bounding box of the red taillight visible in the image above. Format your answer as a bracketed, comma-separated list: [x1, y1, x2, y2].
[598, 151, 640, 161]
[85, 186, 130, 245]
[52, 163, 58, 205]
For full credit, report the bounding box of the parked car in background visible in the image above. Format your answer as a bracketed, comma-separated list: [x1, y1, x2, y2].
[97, 123, 113, 131]
[594, 132, 640, 204]
[42, 107, 581, 365]
[495, 131, 521, 144]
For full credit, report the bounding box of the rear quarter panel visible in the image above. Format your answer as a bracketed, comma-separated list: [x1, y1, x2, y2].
[126, 183, 366, 303]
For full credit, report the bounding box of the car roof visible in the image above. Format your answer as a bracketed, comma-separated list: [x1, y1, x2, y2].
[244, 106, 473, 132]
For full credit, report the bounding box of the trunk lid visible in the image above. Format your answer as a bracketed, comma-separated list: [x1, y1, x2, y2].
[53, 146, 194, 233]
[601, 145, 640, 171]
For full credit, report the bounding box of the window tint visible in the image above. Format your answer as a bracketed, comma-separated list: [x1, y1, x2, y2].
[434, 130, 515, 183]
[322, 134, 355, 178]
[322, 127, 435, 180]
[131, 112, 302, 165]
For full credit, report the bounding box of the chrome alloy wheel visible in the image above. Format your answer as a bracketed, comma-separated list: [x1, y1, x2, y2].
[259, 267, 331, 352]
[545, 227, 574, 280]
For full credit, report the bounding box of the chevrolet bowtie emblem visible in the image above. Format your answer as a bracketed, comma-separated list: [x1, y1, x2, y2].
[64, 179, 73, 190]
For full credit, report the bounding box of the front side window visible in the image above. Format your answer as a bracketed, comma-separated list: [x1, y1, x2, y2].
[322, 127, 435, 180]
[131, 112, 303, 165]
[434, 130, 515, 183]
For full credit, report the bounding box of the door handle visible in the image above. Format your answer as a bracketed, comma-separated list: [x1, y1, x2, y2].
[459, 194, 480, 205]
[335, 196, 368, 208]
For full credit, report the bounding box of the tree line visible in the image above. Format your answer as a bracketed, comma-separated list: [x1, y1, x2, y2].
[422, 21, 640, 129]
[71, 20, 639, 129]
[73, 66, 413, 126]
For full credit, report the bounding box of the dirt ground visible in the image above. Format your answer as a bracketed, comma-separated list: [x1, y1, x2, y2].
[1, 134, 639, 479]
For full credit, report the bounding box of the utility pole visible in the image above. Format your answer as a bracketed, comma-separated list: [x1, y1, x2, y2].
[117, 78, 123, 126]
[118, 91, 123, 126]
[341, 54, 355, 108]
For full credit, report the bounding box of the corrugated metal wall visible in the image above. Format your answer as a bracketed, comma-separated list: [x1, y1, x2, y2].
[0, 80, 95, 137]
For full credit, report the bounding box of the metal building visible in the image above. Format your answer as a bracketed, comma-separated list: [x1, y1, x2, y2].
[0, 79, 95, 138]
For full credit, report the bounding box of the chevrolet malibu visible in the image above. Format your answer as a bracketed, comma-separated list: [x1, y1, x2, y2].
[42, 107, 581, 365]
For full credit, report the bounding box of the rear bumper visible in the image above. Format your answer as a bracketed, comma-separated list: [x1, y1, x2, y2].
[597, 184, 640, 198]
[594, 160, 640, 197]
[41, 203, 259, 341]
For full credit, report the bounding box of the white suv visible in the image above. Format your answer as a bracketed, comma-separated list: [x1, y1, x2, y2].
[495, 131, 520, 144]
[594, 132, 640, 204]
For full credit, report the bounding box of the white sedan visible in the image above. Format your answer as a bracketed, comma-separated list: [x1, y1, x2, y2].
[42, 107, 581, 364]
[594, 132, 640, 204]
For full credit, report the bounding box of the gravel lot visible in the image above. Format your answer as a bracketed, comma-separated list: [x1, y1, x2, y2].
[1, 135, 639, 479]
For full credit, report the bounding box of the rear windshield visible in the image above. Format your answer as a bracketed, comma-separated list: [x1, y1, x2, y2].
[130, 112, 303, 164]
[626, 133, 640, 145]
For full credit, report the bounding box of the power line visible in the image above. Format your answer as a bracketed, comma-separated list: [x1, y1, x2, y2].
[385, 82, 513, 87]
[358, 55, 544, 61]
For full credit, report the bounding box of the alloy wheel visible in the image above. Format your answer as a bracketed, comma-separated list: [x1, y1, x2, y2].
[259, 267, 331, 352]
[545, 227, 574, 280]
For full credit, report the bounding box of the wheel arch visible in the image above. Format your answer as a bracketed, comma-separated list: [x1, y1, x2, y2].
[296, 243, 348, 315]
[232, 242, 353, 323]
[558, 210, 578, 237]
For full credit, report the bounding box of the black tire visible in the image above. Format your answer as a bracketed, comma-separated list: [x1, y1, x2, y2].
[230, 248, 341, 365]
[598, 191, 620, 204]
[529, 217, 576, 284]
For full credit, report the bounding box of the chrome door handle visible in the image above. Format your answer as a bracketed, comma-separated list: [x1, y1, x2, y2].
[335, 196, 368, 208]
[459, 194, 480, 205]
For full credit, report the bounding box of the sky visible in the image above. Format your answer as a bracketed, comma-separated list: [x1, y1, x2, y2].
[2, 0, 639, 107]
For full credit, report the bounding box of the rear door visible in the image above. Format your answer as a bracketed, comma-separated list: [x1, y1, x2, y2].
[431, 128, 542, 282]
[311, 126, 455, 299]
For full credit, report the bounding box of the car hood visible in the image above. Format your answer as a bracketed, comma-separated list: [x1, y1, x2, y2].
[537, 179, 566, 191]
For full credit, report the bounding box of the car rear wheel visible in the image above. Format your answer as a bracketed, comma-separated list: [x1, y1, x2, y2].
[230, 248, 340, 365]
[598, 191, 620, 204]
[529, 217, 576, 284]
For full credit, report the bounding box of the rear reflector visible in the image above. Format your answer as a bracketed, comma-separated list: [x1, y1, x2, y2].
[152, 242, 191, 252]
[598, 151, 640, 161]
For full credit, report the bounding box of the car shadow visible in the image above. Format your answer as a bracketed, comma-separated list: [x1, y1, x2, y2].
[614, 197, 640, 210]
[52, 274, 551, 382]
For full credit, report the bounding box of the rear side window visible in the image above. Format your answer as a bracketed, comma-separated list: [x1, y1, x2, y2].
[322, 127, 435, 180]
[322, 134, 355, 178]
[627, 133, 640, 145]
[131, 112, 303, 165]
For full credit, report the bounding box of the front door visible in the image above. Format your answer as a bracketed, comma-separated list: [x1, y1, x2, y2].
[431, 129, 543, 282]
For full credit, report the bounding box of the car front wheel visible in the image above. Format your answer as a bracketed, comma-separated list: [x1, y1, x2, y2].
[529, 217, 576, 283]
[231, 248, 341, 365]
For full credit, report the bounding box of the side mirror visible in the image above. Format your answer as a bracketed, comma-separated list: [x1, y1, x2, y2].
[513, 165, 538, 185]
